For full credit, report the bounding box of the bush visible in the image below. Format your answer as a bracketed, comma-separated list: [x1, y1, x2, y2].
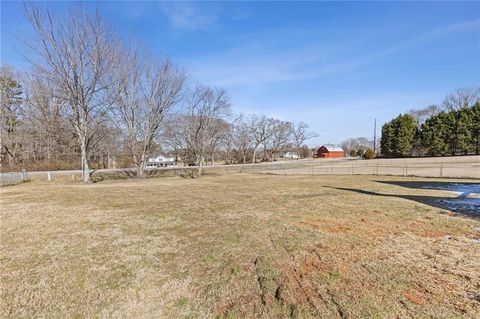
[178, 168, 198, 179]
[356, 149, 365, 157]
[364, 148, 375, 159]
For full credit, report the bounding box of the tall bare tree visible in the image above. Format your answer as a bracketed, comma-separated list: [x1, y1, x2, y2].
[23, 74, 66, 164]
[24, 4, 119, 182]
[291, 121, 317, 158]
[220, 116, 242, 164]
[442, 87, 480, 111]
[269, 120, 293, 161]
[207, 118, 230, 165]
[248, 115, 275, 163]
[183, 85, 230, 175]
[233, 120, 251, 164]
[113, 49, 185, 177]
[161, 114, 189, 163]
[0, 66, 24, 168]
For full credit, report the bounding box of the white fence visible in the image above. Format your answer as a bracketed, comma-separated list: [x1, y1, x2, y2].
[0, 170, 29, 186]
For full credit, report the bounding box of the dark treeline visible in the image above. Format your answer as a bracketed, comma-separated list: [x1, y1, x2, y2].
[380, 87, 480, 158]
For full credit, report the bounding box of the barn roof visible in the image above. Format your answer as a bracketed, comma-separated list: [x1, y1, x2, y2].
[317, 146, 344, 152]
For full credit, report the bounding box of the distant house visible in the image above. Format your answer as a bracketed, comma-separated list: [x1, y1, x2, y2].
[314, 146, 345, 158]
[282, 151, 299, 159]
[146, 154, 177, 169]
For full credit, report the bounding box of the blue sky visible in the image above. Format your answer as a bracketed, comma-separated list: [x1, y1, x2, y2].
[1, 1, 479, 145]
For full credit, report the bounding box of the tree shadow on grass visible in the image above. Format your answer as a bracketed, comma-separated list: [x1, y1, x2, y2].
[325, 182, 480, 219]
[374, 181, 480, 199]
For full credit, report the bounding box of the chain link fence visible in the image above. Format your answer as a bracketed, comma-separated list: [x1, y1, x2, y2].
[0, 170, 29, 186]
[260, 163, 480, 179]
[7, 156, 480, 181]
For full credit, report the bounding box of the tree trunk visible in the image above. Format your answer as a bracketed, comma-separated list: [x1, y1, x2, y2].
[7, 149, 15, 168]
[198, 154, 203, 176]
[80, 136, 90, 183]
[136, 153, 147, 177]
[252, 147, 257, 163]
[476, 134, 479, 155]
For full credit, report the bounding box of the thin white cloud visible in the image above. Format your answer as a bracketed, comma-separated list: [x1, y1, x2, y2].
[159, 2, 220, 31]
[185, 18, 479, 87]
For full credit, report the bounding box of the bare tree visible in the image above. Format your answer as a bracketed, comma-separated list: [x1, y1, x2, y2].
[23, 74, 66, 164]
[408, 105, 441, 126]
[269, 120, 293, 161]
[112, 49, 185, 177]
[340, 137, 373, 155]
[291, 121, 317, 158]
[161, 114, 189, 163]
[248, 115, 275, 163]
[442, 87, 480, 111]
[23, 4, 120, 182]
[220, 122, 235, 164]
[0, 66, 24, 168]
[207, 118, 230, 165]
[183, 85, 231, 176]
[233, 120, 251, 164]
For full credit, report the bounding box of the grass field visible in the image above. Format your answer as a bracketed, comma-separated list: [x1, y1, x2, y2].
[1, 174, 479, 318]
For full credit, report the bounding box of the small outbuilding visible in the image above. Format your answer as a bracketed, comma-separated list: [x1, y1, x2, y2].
[315, 146, 345, 158]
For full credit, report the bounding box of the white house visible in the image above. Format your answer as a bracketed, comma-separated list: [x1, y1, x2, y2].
[282, 151, 299, 159]
[146, 155, 177, 169]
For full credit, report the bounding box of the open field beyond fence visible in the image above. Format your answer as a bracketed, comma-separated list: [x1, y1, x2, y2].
[263, 162, 480, 178]
[1, 173, 479, 318]
[257, 155, 480, 179]
[16, 155, 480, 181]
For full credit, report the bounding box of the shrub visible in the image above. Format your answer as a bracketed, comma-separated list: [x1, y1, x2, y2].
[364, 148, 375, 159]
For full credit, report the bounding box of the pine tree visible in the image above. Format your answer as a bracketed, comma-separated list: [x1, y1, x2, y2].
[380, 122, 393, 157]
[456, 108, 472, 155]
[422, 113, 448, 156]
[470, 102, 480, 155]
[443, 111, 458, 156]
[392, 114, 416, 157]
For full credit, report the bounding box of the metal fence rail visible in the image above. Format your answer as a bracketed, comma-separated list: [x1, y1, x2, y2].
[0, 170, 29, 186]
[261, 163, 480, 179]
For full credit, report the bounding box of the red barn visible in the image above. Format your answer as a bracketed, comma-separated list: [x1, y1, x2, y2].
[315, 146, 345, 158]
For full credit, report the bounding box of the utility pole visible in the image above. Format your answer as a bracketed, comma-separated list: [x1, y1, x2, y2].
[373, 118, 377, 155]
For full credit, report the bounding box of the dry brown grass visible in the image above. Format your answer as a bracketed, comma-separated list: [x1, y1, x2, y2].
[1, 174, 479, 318]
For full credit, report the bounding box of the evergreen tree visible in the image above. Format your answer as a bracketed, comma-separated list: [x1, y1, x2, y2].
[471, 102, 480, 155]
[422, 113, 448, 156]
[381, 114, 417, 157]
[380, 122, 393, 157]
[443, 111, 458, 156]
[391, 114, 416, 157]
[456, 108, 472, 155]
